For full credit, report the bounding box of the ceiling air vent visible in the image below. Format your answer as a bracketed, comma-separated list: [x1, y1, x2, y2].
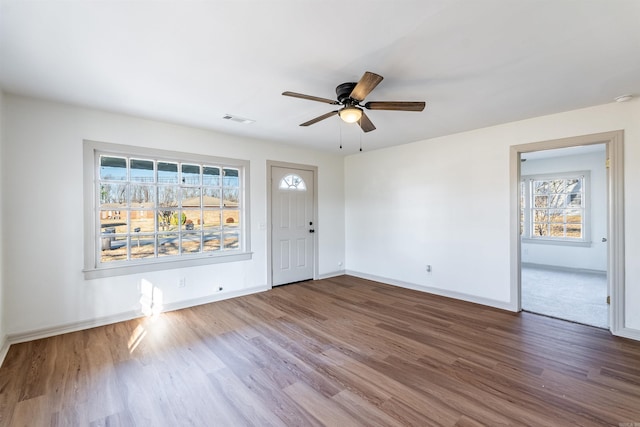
[222, 114, 255, 124]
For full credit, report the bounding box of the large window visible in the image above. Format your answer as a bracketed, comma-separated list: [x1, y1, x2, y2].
[84, 141, 250, 278]
[520, 172, 589, 245]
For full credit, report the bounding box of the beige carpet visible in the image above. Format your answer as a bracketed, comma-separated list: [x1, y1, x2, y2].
[521, 265, 608, 328]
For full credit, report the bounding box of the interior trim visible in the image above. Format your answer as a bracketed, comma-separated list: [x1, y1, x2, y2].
[345, 270, 514, 312]
[510, 130, 626, 337]
[0, 335, 9, 368]
[317, 270, 346, 280]
[2, 285, 269, 350]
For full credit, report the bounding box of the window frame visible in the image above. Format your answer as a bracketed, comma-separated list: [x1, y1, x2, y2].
[520, 170, 591, 247]
[83, 140, 251, 279]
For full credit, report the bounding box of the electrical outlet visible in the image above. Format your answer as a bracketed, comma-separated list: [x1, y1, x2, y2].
[178, 278, 186, 288]
[426, 265, 432, 273]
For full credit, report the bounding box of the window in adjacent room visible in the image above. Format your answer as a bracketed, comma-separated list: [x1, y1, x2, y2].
[83, 141, 250, 278]
[520, 171, 590, 245]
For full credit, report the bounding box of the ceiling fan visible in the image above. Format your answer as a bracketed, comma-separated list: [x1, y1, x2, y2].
[282, 71, 426, 133]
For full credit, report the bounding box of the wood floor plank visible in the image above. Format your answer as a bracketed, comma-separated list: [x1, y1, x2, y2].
[206, 367, 286, 427]
[331, 388, 405, 427]
[8, 394, 51, 427]
[1, 275, 640, 426]
[282, 381, 360, 426]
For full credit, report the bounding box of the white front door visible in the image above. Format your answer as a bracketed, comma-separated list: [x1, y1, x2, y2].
[271, 166, 315, 286]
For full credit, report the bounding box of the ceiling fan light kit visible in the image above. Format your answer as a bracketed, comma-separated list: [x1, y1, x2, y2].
[339, 106, 363, 123]
[282, 71, 426, 134]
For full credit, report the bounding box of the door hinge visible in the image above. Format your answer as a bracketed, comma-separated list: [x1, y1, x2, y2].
[606, 158, 611, 169]
[606, 295, 611, 305]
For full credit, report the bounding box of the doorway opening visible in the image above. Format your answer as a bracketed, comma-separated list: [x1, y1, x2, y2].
[510, 130, 624, 335]
[520, 144, 608, 328]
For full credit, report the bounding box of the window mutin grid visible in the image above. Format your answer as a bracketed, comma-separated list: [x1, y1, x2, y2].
[520, 172, 588, 243]
[97, 153, 243, 265]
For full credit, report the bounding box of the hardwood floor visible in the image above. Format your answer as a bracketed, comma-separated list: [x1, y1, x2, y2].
[1, 275, 639, 426]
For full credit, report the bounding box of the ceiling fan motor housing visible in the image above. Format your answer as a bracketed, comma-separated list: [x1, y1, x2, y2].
[336, 82, 357, 104]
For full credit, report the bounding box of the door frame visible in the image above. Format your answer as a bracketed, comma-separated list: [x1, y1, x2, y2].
[510, 130, 625, 336]
[266, 160, 319, 288]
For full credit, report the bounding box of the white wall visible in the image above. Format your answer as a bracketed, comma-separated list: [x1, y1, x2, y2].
[521, 150, 607, 271]
[0, 89, 6, 356]
[345, 99, 640, 332]
[2, 94, 345, 336]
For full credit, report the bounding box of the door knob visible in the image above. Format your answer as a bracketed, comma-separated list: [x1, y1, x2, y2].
[309, 229, 315, 233]
[602, 237, 607, 242]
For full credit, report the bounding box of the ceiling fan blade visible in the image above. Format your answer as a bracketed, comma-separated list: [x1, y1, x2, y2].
[364, 101, 426, 111]
[349, 71, 384, 102]
[282, 91, 339, 105]
[300, 110, 339, 126]
[358, 111, 376, 133]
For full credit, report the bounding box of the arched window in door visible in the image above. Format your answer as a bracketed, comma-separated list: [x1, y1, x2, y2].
[279, 173, 307, 191]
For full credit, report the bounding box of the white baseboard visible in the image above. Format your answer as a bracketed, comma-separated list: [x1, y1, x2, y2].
[522, 262, 606, 275]
[614, 327, 640, 342]
[4, 285, 269, 348]
[161, 285, 269, 313]
[317, 270, 346, 280]
[345, 270, 516, 312]
[7, 310, 142, 346]
[0, 334, 9, 368]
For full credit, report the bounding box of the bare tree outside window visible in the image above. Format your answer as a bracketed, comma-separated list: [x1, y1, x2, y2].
[521, 174, 586, 241]
[97, 154, 244, 264]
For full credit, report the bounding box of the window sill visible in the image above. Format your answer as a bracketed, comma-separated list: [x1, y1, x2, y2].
[83, 252, 253, 279]
[521, 238, 592, 248]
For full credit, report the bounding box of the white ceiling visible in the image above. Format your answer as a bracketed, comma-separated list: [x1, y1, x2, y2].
[1, 1, 639, 155]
